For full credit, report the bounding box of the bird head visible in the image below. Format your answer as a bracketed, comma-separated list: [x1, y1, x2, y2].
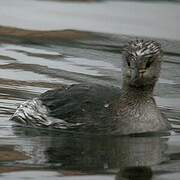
[122, 40, 163, 89]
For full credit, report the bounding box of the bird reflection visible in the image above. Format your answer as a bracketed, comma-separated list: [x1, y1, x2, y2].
[116, 166, 153, 180]
[12, 127, 169, 179]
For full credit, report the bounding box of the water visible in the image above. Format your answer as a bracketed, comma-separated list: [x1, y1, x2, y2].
[0, 0, 180, 179]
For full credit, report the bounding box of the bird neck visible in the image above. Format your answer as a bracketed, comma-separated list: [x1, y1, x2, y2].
[122, 84, 154, 99]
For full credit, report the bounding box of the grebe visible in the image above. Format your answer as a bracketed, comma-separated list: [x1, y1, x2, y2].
[10, 40, 171, 135]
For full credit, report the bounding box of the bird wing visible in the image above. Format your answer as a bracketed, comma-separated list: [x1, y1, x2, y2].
[39, 84, 121, 124]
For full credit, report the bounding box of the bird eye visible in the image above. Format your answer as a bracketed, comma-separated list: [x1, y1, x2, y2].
[126, 54, 133, 67]
[127, 59, 131, 67]
[146, 57, 153, 69]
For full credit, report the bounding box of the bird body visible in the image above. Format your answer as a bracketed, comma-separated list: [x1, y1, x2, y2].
[10, 40, 171, 135]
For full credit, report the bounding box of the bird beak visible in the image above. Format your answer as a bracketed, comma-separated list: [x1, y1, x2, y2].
[138, 69, 146, 79]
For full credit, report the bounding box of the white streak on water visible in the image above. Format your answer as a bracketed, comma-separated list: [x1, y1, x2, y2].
[0, 44, 121, 77]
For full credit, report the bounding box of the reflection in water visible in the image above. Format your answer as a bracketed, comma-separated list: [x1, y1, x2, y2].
[117, 166, 153, 180]
[11, 127, 168, 179]
[0, 144, 29, 173]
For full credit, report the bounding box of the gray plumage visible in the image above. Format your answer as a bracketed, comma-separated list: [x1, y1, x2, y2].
[10, 40, 171, 135]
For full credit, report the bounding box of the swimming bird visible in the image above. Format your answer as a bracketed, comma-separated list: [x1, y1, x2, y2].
[10, 40, 171, 135]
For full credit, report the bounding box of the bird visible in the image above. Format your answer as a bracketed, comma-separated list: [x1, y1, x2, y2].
[10, 40, 171, 135]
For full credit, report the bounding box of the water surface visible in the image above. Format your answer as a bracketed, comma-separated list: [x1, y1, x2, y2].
[0, 0, 180, 179]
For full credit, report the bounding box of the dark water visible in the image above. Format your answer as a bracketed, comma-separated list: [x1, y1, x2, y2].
[0, 0, 180, 179]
